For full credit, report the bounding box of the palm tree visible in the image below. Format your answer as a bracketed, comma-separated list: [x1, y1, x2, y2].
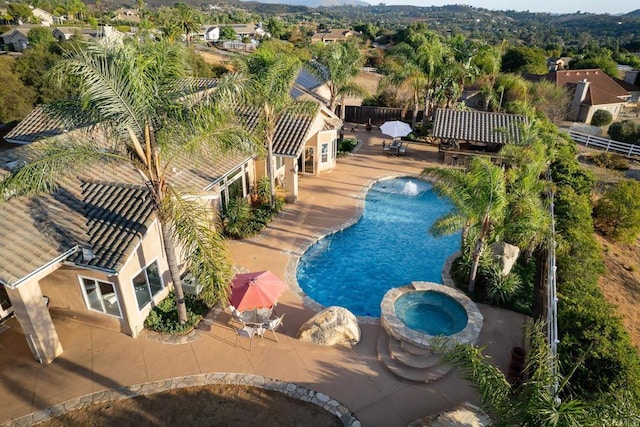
[416, 33, 449, 127]
[433, 321, 597, 426]
[308, 40, 367, 120]
[422, 157, 507, 292]
[380, 44, 426, 129]
[0, 40, 252, 323]
[236, 41, 318, 209]
[173, 3, 201, 47]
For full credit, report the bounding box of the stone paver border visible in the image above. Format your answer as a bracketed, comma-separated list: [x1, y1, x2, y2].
[285, 174, 436, 325]
[7, 373, 360, 427]
[380, 281, 483, 348]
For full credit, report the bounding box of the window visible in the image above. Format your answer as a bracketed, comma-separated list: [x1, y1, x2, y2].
[332, 138, 337, 160]
[275, 156, 284, 171]
[80, 277, 122, 317]
[321, 143, 329, 163]
[132, 260, 163, 310]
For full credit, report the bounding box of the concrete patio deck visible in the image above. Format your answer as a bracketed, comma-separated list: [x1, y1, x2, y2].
[0, 127, 528, 426]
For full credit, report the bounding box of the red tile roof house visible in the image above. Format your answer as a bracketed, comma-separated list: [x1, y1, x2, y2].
[528, 69, 632, 123]
[0, 94, 341, 363]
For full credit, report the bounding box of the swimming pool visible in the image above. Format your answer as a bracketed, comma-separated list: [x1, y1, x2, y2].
[296, 177, 460, 317]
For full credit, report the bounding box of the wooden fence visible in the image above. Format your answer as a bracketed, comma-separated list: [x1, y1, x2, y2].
[342, 106, 423, 125]
[567, 130, 640, 158]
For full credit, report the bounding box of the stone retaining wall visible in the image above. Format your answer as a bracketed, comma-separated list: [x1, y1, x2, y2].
[7, 373, 360, 427]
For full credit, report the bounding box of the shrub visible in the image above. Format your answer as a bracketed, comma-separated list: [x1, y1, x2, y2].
[588, 152, 629, 170]
[338, 137, 358, 156]
[254, 176, 271, 205]
[594, 180, 640, 243]
[222, 196, 285, 239]
[144, 292, 208, 334]
[608, 120, 640, 144]
[590, 109, 613, 126]
[481, 262, 522, 306]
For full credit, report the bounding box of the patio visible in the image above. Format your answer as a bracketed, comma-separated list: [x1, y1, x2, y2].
[0, 126, 527, 427]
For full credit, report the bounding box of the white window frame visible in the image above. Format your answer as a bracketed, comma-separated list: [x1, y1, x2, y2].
[78, 275, 123, 318]
[131, 259, 164, 311]
[321, 143, 329, 163]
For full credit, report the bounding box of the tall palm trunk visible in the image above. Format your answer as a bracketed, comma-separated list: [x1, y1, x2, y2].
[468, 214, 490, 293]
[161, 220, 188, 323]
[411, 92, 419, 129]
[266, 135, 276, 209]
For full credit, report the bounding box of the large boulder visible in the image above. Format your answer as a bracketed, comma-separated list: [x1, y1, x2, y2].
[490, 242, 520, 276]
[297, 306, 361, 346]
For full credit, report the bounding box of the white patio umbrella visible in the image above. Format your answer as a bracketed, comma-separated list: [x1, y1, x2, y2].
[380, 121, 413, 139]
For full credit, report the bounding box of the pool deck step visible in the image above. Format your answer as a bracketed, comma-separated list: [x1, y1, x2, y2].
[388, 336, 441, 369]
[376, 331, 451, 383]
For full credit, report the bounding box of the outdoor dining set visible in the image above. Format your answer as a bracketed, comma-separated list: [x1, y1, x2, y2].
[228, 270, 286, 350]
[379, 120, 412, 157]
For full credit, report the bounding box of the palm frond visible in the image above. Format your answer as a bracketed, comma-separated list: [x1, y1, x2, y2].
[163, 187, 233, 306]
[1, 139, 127, 201]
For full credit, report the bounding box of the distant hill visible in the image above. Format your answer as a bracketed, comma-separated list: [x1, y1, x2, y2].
[240, 0, 367, 6]
[625, 9, 640, 17]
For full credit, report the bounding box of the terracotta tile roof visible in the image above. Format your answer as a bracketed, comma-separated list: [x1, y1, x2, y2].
[544, 69, 628, 106]
[237, 106, 318, 158]
[72, 180, 154, 272]
[432, 109, 527, 145]
[311, 29, 354, 42]
[0, 127, 252, 285]
[4, 106, 67, 144]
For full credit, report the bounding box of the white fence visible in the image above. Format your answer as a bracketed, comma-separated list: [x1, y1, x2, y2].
[567, 130, 640, 158]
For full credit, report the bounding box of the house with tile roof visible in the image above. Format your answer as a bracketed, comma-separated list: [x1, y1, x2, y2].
[528, 69, 632, 123]
[0, 86, 342, 362]
[310, 29, 355, 44]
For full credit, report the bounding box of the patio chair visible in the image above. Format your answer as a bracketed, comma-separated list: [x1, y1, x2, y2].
[262, 313, 285, 342]
[382, 141, 390, 153]
[229, 305, 246, 327]
[398, 144, 407, 155]
[236, 325, 260, 350]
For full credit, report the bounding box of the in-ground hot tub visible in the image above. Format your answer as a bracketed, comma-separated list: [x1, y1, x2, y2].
[381, 282, 483, 348]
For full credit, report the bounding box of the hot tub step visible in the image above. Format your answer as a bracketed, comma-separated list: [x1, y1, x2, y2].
[377, 332, 452, 383]
[388, 337, 441, 369]
[400, 340, 433, 356]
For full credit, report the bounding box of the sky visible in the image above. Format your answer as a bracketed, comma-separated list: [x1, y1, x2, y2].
[364, 0, 638, 15]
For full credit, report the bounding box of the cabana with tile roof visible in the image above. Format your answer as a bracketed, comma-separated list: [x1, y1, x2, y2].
[431, 109, 528, 166]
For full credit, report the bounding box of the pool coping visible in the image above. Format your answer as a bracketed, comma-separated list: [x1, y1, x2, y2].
[285, 175, 458, 325]
[380, 281, 483, 348]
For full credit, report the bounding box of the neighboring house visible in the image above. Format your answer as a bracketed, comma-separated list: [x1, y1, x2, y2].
[619, 70, 640, 104]
[227, 23, 267, 40]
[202, 25, 220, 42]
[0, 27, 31, 52]
[52, 25, 124, 44]
[113, 8, 140, 23]
[528, 69, 631, 123]
[546, 56, 572, 71]
[0, 82, 342, 363]
[31, 7, 54, 26]
[310, 29, 355, 44]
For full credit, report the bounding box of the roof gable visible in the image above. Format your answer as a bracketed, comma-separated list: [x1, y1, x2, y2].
[550, 69, 629, 98]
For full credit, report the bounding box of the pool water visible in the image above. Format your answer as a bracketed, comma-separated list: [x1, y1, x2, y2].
[394, 291, 468, 336]
[296, 177, 460, 317]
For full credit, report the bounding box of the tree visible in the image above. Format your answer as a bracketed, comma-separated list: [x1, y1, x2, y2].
[27, 27, 55, 47]
[0, 56, 36, 123]
[608, 120, 640, 144]
[219, 26, 237, 41]
[7, 3, 33, 23]
[266, 17, 286, 40]
[236, 41, 317, 209]
[0, 40, 252, 324]
[433, 321, 639, 426]
[502, 46, 548, 74]
[422, 157, 507, 292]
[308, 40, 367, 120]
[173, 3, 201, 47]
[594, 180, 640, 243]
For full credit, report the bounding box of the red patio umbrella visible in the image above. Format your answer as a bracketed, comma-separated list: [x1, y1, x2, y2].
[230, 271, 287, 312]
